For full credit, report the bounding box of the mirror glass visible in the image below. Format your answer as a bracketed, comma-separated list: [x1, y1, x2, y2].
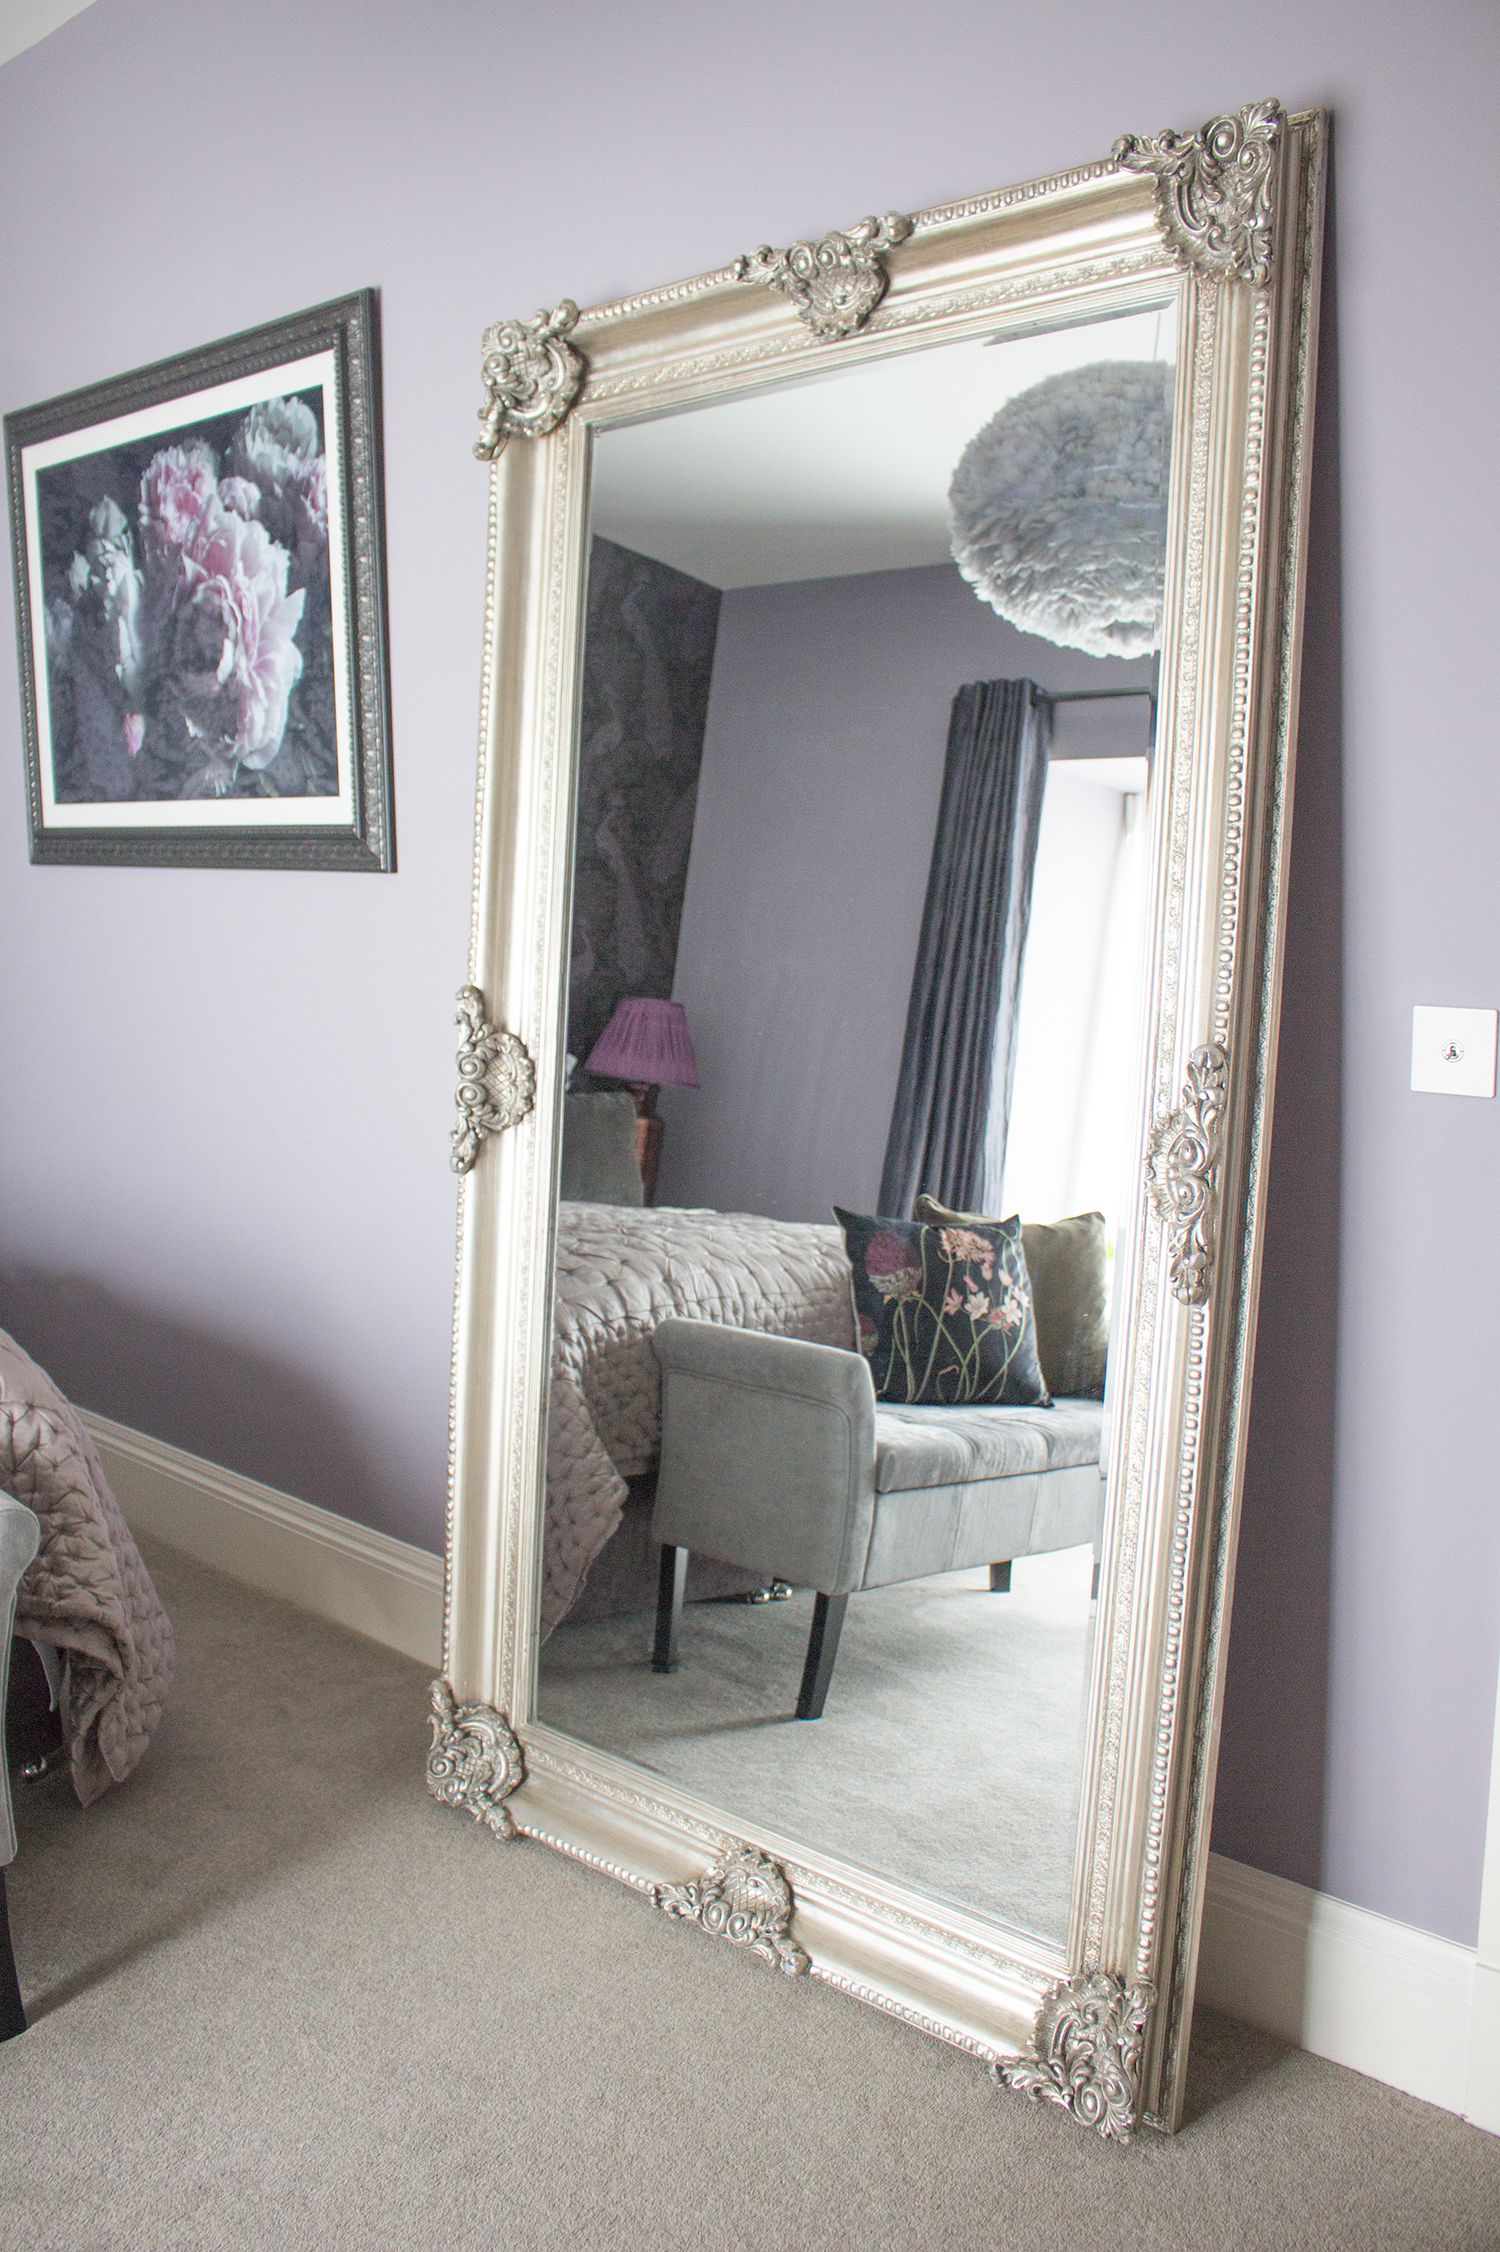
[535, 306, 1176, 1947]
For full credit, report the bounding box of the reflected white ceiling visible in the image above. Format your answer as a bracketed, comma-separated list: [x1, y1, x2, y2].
[590, 304, 1176, 591]
[1057, 754, 1151, 794]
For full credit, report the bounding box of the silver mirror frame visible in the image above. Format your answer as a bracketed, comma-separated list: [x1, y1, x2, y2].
[439, 102, 1326, 2141]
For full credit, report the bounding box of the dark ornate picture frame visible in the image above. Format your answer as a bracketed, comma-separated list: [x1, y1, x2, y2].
[5, 290, 394, 871]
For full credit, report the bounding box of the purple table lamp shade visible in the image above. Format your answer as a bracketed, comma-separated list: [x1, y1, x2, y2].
[586, 997, 699, 1089]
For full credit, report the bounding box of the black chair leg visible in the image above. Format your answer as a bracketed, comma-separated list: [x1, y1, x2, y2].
[653, 1544, 688, 1673]
[0, 1869, 25, 2041]
[988, 1561, 1012, 1592]
[796, 1592, 848, 1720]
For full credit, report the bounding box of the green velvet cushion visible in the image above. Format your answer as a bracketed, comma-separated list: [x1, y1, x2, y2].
[833, 1207, 1050, 1410]
[560, 1091, 644, 1205]
[915, 1197, 1108, 1400]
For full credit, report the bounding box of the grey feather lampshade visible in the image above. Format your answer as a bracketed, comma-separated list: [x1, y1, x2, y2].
[948, 360, 1172, 660]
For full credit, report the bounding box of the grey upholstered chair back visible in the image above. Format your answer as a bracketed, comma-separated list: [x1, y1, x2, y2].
[0, 1494, 42, 1866]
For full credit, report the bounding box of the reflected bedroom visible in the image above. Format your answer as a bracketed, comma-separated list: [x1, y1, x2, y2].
[536, 305, 1175, 1945]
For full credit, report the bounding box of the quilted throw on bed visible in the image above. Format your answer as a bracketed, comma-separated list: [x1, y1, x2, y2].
[546, 1205, 855, 1633]
[0, 1328, 174, 1803]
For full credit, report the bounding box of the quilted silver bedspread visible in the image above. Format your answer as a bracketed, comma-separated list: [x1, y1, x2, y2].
[546, 1205, 854, 1632]
[0, 1329, 174, 1804]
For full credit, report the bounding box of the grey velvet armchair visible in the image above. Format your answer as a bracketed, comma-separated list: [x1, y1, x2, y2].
[1, 1490, 41, 2039]
[650, 1319, 1105, 1719]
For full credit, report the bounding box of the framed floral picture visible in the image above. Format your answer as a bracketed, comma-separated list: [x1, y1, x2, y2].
[5, 290, 394, 869]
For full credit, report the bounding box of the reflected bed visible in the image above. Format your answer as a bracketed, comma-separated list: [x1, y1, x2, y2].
[545, 1202, 852, 1630]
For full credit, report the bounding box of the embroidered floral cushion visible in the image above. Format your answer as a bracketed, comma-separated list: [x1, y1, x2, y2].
[915, 1198, 1108, 1400]
[833, 1208, 1051, 1409]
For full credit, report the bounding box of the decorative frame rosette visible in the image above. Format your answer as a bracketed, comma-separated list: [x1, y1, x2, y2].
[1113, 100, 1282, 287]
[1148, 1044, 1229, 1306]
[997, 1972, 1155, 2143]
[655, 1846, 810, 1976]
[734, 214, 912, 340]
[427, 1679, 525, 1839]
[475, 302, 585, 460]
[450, 985, 536, 1174]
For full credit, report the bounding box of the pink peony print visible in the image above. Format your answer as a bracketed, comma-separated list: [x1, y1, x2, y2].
[218, 475, 262, 520]
[290, 453, 328, 587]
[292, 453, 326, 539]
[75, 498, 146, 695]
[45, 383, 342, 806]
[230, 395, 320, 488]
[138, 442, 219, 557]
[44, 593, 74, 669]
[228, 395, 319, 548]
[174, 509, 306, 769]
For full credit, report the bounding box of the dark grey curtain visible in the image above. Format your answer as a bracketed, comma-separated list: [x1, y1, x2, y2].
[877, 679, 1050, 1217]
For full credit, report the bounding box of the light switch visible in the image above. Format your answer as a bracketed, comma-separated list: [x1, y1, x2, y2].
[1410, 1005, 1497, 1098]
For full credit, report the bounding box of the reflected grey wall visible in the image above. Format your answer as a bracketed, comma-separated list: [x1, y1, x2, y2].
[658, 561, 1151, 1220]
[567, 537, 721, 1071]
[2, 0, 1497, 1949]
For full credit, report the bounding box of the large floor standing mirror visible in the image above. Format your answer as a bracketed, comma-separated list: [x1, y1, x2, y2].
[436, 102, 1326, 2141]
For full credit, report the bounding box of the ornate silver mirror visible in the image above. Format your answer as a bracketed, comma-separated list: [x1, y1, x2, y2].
[438, 103, 1325, 2141]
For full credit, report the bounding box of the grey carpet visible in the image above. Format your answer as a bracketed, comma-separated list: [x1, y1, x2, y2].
[539, 1552, 1095, 1944]
[5, 1542, 1500, 2252]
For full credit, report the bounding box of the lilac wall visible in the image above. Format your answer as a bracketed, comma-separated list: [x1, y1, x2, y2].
[659, 562, 1150, 1220]
[2, 0, 1497, 1946]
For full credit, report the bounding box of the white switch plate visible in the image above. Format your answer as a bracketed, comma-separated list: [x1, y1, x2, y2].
[1411, 1005, 1498, 1097]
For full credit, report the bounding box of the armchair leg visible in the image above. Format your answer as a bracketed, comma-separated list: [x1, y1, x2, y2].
[796, 1593, 848, 1721]
[988, 1561, 1012, 1592]
[0, 1869, 25, 2041]
[653, 1544, 688, 1673]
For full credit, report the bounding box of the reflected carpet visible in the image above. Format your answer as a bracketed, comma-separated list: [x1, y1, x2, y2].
[540, 1550, 1095, 1943]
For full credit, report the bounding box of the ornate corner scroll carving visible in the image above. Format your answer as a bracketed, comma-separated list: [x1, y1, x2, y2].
[450, 985, 536, 1174]
[1148, 1043, 1229, 1306]
[474, 302, 585, 460]
[427, 1679, 525, 1838]
[1113, 99, 1282, 286]
[733, 214, 912, 341]
[995, 1972, 1155, 2144]
[654, 1845, 810, 1975]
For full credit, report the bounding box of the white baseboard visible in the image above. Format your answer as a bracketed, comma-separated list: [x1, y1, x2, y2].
[1197, 1851, 1478, 2118]
[85, 1410, 443, 1668]
[1464, 1639, 1500, 2130]
[84, 1409, 1488, 2125]
[1466, 1962, 1500, 2133]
